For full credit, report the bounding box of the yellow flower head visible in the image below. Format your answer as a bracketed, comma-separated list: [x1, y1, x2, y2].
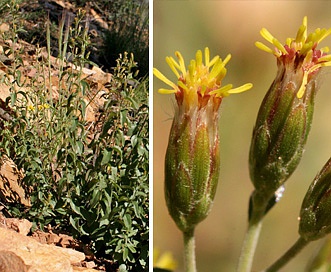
[153, 248, 177, 270]
[255, 16, 331, 98]
[37, 103, 50, 110]
[27, 105, 35, 111]
[153, 47, 252, 111]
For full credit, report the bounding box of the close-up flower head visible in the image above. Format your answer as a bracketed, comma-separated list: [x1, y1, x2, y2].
[153, 47, 253, 111]
[154, 47, 253, 271]
[249, 16, 331, 200]
[154, 48, 253, 232]
[255, 16, 331, 98]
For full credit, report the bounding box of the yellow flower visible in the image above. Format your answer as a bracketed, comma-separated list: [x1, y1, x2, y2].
[37, 103, 50, 111]
[255, 16, 331, 98]
[154, 248, 177, 270]
[27, 105, 35, 111]
[153, 47, 252, 112]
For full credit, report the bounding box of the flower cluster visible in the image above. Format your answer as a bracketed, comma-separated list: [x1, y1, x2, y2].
[27, 103, 50, 112]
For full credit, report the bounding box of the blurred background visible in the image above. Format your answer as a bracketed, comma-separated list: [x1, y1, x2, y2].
[153, 1, 331, 271]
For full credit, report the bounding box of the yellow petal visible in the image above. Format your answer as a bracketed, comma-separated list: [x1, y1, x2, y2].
[175, 51, 187, 77]
[204, 47, 210, 66]
[272, 38, 287, 54]
[255, 41, 273, 54]
[260, 28, 275, 44]
[295, 24, 307, 44]
[153, 68, 177, 89]
[158, 88, 177, 94]
[210, 84, 233, 97]
[166, 57, 180, 78]
[209, 55, 219, 67]
[196, 49, 203, 66]
[228, 83, 253, 94]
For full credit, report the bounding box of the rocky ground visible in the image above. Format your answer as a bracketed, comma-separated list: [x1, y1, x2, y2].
[0, 214, 98, 271]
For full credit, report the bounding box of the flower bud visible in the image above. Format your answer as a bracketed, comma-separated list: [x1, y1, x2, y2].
[154, 48, 252, 232]
[164, 92, 221, 232]
[299, 158, 331, 241]
[250, 17, 331, 199]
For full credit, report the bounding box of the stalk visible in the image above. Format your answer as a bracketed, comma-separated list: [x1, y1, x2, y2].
[265, 237, 309, 272]
[183, 228, 197, 272]
[237, 192, 267, 272]
[237, 218, 263, 272]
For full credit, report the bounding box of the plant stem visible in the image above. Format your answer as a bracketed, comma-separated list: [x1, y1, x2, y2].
[183, 228, 197, 272]
[237, 191, 269, 272]
[265, 237, 309, 272]
[237, 217, 263, 272]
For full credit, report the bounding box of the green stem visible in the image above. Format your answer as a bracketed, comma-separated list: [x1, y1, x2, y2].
[237, 191, 269, 272]
[237, 217, 263, 272]
[265, 237, 309, 272]
[183, 228, 197, 272]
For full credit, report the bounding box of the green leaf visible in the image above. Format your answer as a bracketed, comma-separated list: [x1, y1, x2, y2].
[120, 109, 128, 127]
[15, 70, 23, 86]
[123, 247, 129, 261]
[101, 115, 116, 137]
[133, 201, 141, 218]
[69, 216, 80, 232]
[79, 80, 89, 96]
[123, 214, 132, 229]
[76, 141, 84, 154]
[81, 207, 98, 222]
[131, 134, 138, 148]
[90, 190, 101, 208]
[10, 92, 17, 106]
[112, 145, 123, 160]
[101, 149, 111, 165]
[68, 199, 81, 216]
[127, 243, 136, 253]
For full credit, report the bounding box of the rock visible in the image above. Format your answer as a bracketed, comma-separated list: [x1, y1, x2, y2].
[31, 229, 75, 248]
[0, 155, 31, 207]
[0, 23, 9, 33]
[0, 83, 10, 102]
[73, 267, 100, 272]
[84, 261, 96, 269]
[0, 215, 32, 236]
[0, 227, 91, 272]
[0, 250, 29, 272]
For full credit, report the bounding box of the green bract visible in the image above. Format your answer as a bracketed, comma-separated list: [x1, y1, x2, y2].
[299, 158, 331, 241]
[165, 100, 220, 232]
[249, 63, 315, 197]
